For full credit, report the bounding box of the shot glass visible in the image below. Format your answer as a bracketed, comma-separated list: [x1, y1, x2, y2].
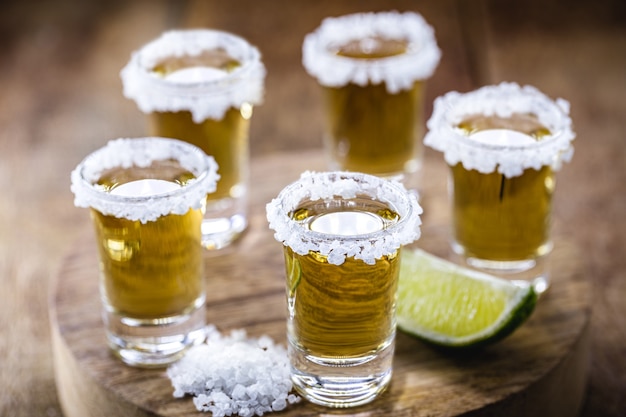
[71, 137, 219, 367]
[266, 171, 422, 407]
[302, 11, 441, 193]
[424, 82, 576, 291]
[121, 29, 266, 250]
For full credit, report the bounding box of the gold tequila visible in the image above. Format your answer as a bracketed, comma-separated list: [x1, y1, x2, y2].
[322, 38, 425, 176]
[302, 12, 441, 193]
[71, 137, 219, 367]
[121, 30, 266, 249]
[93, 162, 204, 319]
[286, 198, 401, 359]
[267, 170, 422, 407]
[425, 82, 575, 290]
[149, 52, 250, 202]
[451, 114, 555, 262]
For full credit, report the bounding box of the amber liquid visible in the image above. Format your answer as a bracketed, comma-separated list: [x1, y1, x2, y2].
[451, 114, 555, 262]
[149, 50, 250, 202]
[322, 37, 425, 175]
[92, 161, 204, 319]
[286, 197, 401, 358]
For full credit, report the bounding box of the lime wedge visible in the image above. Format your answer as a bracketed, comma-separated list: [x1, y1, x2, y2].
[397, 248, 537, 349]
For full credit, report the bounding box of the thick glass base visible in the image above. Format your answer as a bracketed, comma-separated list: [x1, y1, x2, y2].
[451, 240, 551, 294]
[104, 297, 206, 368]
[201, 214, 247, 250]
[289, 341, 394, 408]
[201, 197, 247, 250]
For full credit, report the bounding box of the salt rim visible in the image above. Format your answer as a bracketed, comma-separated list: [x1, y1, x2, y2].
[167, 325, 300, 417]
[70, 137, 219, 223]
[302, 11, 441, 94]
[120, 29, 266, 123]
[424, 82, 576, 178]
[266, 171, 422, 266]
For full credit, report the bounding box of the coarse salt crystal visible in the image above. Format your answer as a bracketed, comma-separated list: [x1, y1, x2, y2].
[424, 82, 576, 177]
[302, 11, 441, 93]
[120, 29, 266, 123]
[167, 325, 300, 416]
[266, 171, 422, 265]
[70, 137, 219, 223]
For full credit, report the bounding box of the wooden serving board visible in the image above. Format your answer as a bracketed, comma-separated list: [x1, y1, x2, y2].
[50, 150, 591, 417]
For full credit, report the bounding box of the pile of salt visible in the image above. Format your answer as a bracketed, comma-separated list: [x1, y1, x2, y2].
[167, 326, 300, 417]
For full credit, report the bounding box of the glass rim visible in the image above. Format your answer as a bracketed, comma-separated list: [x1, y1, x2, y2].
[266, 171, 422, 265]
[424, 82, 576, 177]
[71, 137, 220, 223]
[302, 11, 441, 93]
[120, 29, 266, 122]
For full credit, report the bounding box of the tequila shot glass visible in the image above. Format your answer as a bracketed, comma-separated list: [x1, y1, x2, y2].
[302, 11, 441, 193]
[121, 29, 266, 249]
[424, 82, 575, 292]
[266, 171, 422, 407]
[71, 137, 219, 367]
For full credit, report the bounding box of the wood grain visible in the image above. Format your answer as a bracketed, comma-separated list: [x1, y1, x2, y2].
[51, 151, 591, 417]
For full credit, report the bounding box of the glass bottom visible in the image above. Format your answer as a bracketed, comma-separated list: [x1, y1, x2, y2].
[104, 297, 206, 368]
[451, 240, 552, 294]
[289, 339, 394, 408]
[201, 196, 247, 250]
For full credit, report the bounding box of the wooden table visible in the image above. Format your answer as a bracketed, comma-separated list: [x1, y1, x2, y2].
[50, 151, 591, 416]
[1, 0, 625, 416]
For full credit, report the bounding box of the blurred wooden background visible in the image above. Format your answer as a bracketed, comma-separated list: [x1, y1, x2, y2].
[1, 0, 624, 416]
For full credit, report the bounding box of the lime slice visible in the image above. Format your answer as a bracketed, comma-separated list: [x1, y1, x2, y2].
[397, 248, 537, 349]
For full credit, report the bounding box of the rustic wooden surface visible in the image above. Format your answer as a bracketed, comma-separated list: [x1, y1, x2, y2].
[50, 151, 592, 417]
[1, 0, 625, 416]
